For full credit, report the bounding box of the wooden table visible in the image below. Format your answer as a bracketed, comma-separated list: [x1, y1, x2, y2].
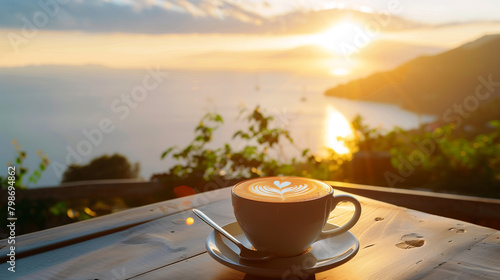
[1, 186, 499, 279]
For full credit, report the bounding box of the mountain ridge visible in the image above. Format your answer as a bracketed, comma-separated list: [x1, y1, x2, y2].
[324, 34, 500, 115]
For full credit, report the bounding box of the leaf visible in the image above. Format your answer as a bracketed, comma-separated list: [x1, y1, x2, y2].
[214, 114, 224, 123]
[195, 122, 204, 132]
[302, 149, 310, 157]
[180, 145, 194, 158]
[233, 130, 242, 138]
[161, 147, 175, 159]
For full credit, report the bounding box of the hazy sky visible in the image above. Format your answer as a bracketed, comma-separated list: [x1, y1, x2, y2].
[2, 0, 499, 31]
[1, 0, 500, 73]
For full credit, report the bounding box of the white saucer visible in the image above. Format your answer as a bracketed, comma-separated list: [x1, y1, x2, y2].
[206, 222, 359, 278]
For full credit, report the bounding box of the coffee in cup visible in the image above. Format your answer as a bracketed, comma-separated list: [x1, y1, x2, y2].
[232, 176, 361, 257]
[233, 177, 332, 203]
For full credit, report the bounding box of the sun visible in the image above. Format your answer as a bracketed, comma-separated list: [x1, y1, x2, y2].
[330, 68, 350, 76]
[311, 21, 369, 53]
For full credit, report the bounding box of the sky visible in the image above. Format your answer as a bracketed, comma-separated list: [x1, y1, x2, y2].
[1, 0, 500, 75]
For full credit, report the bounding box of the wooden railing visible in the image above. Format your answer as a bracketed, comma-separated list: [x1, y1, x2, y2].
[3, 179, 164, 201]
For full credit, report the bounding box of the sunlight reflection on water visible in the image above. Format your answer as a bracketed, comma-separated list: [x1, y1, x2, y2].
[325, 106, 354, 155]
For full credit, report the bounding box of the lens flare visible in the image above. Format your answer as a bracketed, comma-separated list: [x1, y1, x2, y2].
[67, 209, 80, 219]
[84, 207, 97, 217]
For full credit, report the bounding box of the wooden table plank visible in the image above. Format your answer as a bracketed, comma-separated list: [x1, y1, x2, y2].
[132, 252, 245, 280]
[0, 187, 231, 261]
[330, 181, 500, 230]
[131, 190, 499, 280]
[418, 232, 500, 280]
[1, 187, 497, 280]
[317, 205, 496, 280]
[0, 194, 234, 279]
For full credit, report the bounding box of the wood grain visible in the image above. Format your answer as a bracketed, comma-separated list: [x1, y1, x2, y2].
[131, 190, 499, 280]
[0, 187, 232, 262]
[1, 187, 498, 280]
[330, 181, 500, 229]
[1, 198, 235, 280]
[417, 231, 500, 280]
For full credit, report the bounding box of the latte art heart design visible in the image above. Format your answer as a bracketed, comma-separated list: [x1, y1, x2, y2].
[251, 181, 310, 201]
[274, 181, 291, 189]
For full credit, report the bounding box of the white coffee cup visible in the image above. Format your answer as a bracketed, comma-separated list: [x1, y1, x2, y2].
[232, 176, 361, 257]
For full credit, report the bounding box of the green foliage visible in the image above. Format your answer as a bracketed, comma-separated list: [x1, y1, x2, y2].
[62, 154, 140, 183]
[160, 107, 295, 182]
[157, 106, 350, 192]
[158, 108, 500, 198]
[387, 121, 500, 196]
[351, 115, 405, 152]
[0, 140, 50, 189]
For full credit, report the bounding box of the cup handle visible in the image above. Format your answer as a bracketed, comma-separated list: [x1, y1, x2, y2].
[318, 194, 362, 239]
